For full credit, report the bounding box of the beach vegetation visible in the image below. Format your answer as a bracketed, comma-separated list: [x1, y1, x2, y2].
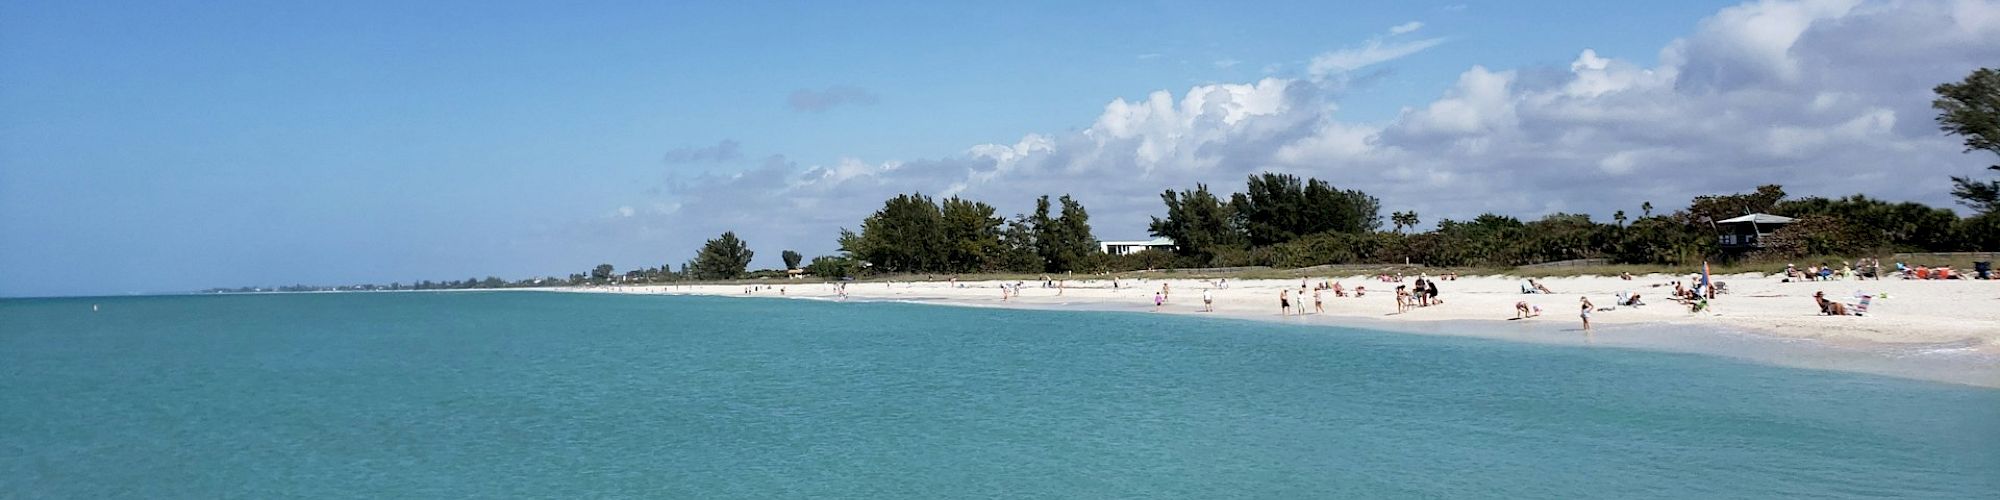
[690, 231, 754, 279]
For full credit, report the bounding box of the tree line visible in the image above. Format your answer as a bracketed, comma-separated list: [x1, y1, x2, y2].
[210, 68, 2000, 292]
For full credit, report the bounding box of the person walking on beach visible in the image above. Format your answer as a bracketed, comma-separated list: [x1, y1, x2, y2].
[1202, 288, 1214, 312]
[1579, 296, 1594, 331]
[1279, 290, 1292, 316]
[1312, 287, 1324, 314]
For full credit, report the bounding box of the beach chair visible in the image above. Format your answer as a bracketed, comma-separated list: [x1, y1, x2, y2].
[1976, 261, 1992, 280]
[1846, 295, 1871, 316]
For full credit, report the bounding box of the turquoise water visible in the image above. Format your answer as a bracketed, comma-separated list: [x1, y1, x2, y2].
[3, 292, 1996, 498]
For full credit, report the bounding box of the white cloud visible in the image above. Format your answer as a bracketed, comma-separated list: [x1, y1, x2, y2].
[1307, 37, 1448, 78]
[1390, 21, 1425, 35]
[603, 0, 2000, 265]
[1214, 58, 1241, 69]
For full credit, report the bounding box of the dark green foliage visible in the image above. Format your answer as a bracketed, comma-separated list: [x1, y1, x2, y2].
[1772, 195, 1961, 251]
[841, 193, 947, 273]
[1037, 195, 1098, 273]
[590, 264, 614, 281]
[941, 196, 1006, 272]
[804, 255, 858, 278]
[1935, 67, 2000, 213]
[1148, 184, 1241, 262]
[690, 231, 754, 279]
[781, 250, 803, 270]
[840, 192, 1095, 274]
[1229, 172, 1380, 246]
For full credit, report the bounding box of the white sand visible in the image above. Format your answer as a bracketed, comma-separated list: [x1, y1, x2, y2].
[579, 272, 2000, 355]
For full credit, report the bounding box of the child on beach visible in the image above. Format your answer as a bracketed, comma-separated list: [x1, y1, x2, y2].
[1154, 291, 1164, 311]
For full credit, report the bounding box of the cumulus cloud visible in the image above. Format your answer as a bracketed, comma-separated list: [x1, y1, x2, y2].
[606, 0, 2000, 264]
[787, 85, 879, 112]
[662, 139, 743, 163]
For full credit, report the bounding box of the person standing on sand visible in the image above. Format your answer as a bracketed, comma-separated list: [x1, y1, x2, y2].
[1313, 287, 1324, 314]
[1580, 296, 1594, 331]
[1162, 283, 1171, 304]
[1279, 290, 1292, 316]
[1202, 288, 1214, 312]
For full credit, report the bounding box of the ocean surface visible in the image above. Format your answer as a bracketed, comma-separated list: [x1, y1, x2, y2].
[3, 292, 1996, 498]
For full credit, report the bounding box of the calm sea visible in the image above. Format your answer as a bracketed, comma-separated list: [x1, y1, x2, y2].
[3, 292, 1995, 498]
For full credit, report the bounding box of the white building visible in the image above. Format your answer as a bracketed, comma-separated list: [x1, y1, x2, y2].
[1099, 237, 1177, 255]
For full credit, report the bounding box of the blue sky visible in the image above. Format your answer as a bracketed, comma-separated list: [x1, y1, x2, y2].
[4, 0, 1995, 297]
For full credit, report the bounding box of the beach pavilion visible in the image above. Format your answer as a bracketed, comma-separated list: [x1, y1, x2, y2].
[1715, 213, 1796, 250]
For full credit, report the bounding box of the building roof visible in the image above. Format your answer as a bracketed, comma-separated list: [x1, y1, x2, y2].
[1100, 237, 1176, 246]
[1716, 213, 1796, 224]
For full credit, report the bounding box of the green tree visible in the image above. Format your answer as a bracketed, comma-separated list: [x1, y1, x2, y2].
[1390, 211, 1420, 233]
[940, 196, 1006, 272]
[781, 250, 803, 270]
[1230, 172, 1380, 246]
[1148, 184, 1242, 263]
[1687, 184, 1786, 224]
[590, 264, 614, 282]
[1031, 194, 1097, 273]
[690, 231, 754, 279]
[804, 255, 858, 278]
[842, 193, 947, 273]
[1935, 67, 2000, 213]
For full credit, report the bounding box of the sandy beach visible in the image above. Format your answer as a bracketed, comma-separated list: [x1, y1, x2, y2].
[574, 272, 2000, 360]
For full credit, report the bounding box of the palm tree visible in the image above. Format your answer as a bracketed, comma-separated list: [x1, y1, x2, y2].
[1641, 201, 1653, 218]
[1613, 210, 1627, 228]
[1391, 211, 1420, 233]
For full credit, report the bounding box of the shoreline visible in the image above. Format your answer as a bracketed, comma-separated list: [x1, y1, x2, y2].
[568, 274, 2000, 388]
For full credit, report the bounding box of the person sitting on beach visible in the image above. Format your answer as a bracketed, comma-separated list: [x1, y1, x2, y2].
[1425, 280, 1442, 305]
[1413, 277, 1430, 306]
[1620, 272, 1634, 280]
[1531, 279, 1554, 294]
[1353, 286, 1366, 297]
[1623, 293, 1644, 307]
[1331, 281, 1346, 297]
[1813, 291, 1849, 316]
